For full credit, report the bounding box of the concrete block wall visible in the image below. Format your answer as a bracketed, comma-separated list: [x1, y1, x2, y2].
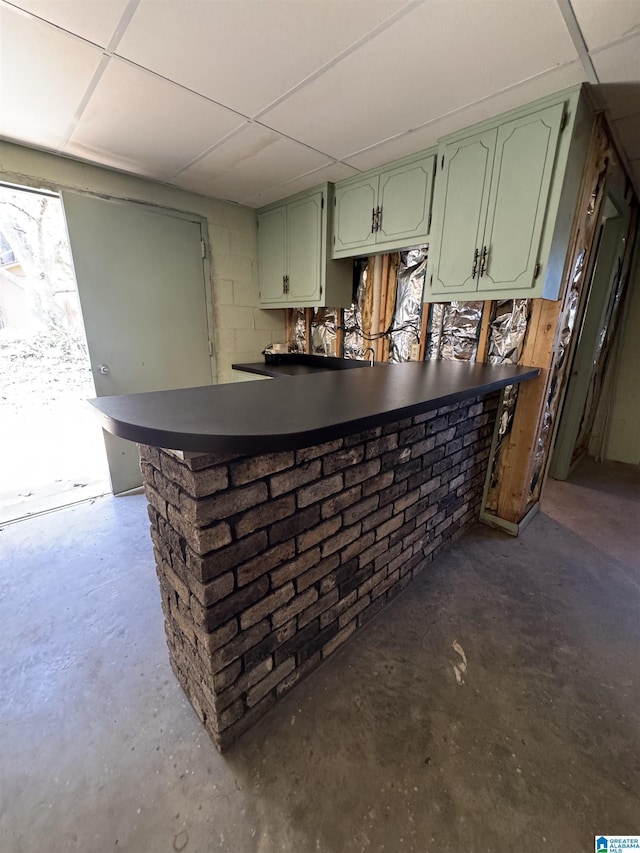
[140, 393, 499, 749]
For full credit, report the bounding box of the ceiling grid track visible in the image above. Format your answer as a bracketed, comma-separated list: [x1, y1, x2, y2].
[57, 0, 142, 151]
[555, 0, 600, 86]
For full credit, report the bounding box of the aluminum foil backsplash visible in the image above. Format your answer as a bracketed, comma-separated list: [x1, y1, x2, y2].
[311, 307, 338, 356]
[287, 307, 307, 353]
[388, 247, 427, 362]
[428, 302, 483, 361]
[484, 299, 531, 514]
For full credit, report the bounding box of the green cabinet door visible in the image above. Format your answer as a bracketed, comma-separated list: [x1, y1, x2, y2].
[480, 103, 564, 290]
[432, 129, 497, 294]
[287, 192, 322, 303]
[376, 156, 433, 245]
[258, 206, 286, 303]
[333, 176, 378, 258]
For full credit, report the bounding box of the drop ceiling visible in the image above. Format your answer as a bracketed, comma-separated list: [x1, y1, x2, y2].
[1, 0, 639, 207]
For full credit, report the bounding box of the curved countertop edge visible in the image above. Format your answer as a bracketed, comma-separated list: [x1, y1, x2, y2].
[90, 362, 541, 456]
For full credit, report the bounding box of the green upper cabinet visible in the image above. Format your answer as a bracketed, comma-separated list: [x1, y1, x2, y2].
[332, 153, 435, 259]
[432, 129, 497, 294]
[481, 103, 564, 291]
[376, 158, 434, 245]
[287, 193, 322, 304]
[429, 99, 569, 300]
[332, 177, 378, 257]
[257, 206, 287, 305]
[257, 184, 352, 309]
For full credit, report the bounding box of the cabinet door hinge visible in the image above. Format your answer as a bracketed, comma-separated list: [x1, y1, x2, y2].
[560, 112, 568, 132]
[533, 262, 541, 280]
[201, 240, 206, 259]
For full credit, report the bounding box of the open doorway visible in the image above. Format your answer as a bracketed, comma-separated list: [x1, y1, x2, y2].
[549, 180, 635, 481]
[0, 184, 109, 523]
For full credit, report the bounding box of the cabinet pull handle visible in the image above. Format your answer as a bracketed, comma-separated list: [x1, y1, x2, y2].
[480, 246, 489, 277]
[285, 275, 290, 294]
[471, 248, 479, 279]
[282, 275, 286, 294]
[371, 208, 376, 233]
[375, 206, 381, 232]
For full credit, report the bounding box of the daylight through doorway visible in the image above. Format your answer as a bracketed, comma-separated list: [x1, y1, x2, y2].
[0, 184, 109, 523]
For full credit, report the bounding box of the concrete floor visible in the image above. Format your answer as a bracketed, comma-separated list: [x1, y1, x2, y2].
[1, 459, 638, 853]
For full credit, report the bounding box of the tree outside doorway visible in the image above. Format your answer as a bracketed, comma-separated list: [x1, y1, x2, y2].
[0, 185, 109, 523]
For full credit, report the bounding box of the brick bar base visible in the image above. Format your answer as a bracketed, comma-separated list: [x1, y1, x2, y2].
[140, 393, 499, 750]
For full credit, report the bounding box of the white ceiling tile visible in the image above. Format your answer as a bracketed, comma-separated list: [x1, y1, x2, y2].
[64, 58, 246, 179]
[240, 162, 360, 208]
[0, 5, 104, 149]
[116, 0, 411, 117]
[591, 33, 640, 82]
[173, 123, 332, 202]
[259, 0, 578, 159]
[345, 61, 587, 171]
[6, 0, 129, 47]
[570, 0, 640, 51]
[613, 113, 640, 161]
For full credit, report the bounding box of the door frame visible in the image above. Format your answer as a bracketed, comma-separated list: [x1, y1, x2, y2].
[549, 192, 630, 480]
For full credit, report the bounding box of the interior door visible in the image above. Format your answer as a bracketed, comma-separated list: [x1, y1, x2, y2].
[432, 129, 497, 295]
[287, 192, 322, 304]
[62, 192, 213, 494]
[480, 102, 563, 291]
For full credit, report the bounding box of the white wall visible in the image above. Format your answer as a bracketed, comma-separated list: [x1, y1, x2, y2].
[0, 141, 285, 384]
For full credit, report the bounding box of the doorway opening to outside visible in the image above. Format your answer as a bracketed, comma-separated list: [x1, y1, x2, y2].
[0, 184, 110, 523]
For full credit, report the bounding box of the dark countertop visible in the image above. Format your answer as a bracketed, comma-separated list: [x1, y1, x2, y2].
[232, 354, 370, 378]
[232, 362, 331, 378]
[90, 361, 539, 455]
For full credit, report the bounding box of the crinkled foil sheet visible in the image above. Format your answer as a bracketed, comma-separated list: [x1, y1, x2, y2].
[428, 302, 483, 361]
[343, 303, 364, 359]
[484, 300, 531, 514]
[311, 307, 338, 356]
[388, 247, 427, 362]
[529, 264, 582, 498]
[343, 260, 368, 359]
[287, 308, 307, 353]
